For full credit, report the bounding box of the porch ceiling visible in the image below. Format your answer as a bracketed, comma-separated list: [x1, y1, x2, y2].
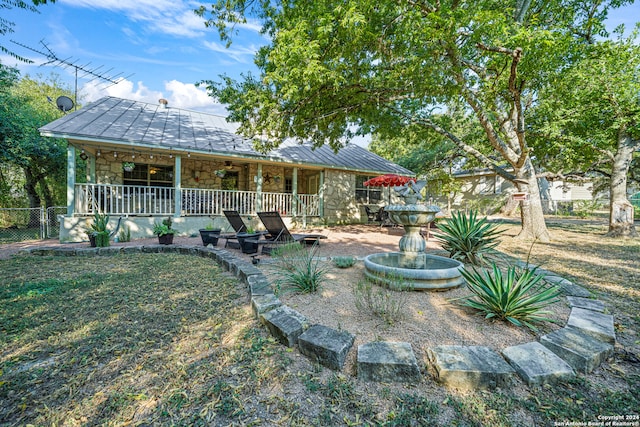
[40, 96, 414, 176]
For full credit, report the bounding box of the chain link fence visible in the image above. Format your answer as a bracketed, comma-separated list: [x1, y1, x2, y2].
[0, 207, 66, 244]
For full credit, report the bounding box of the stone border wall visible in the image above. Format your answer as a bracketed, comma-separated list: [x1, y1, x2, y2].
[22, 244, 616, 389]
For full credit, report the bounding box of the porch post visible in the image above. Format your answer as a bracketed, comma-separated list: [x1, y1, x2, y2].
[319, 170, 325, 217]
[174, 155, 182, 217]
[292, 167, 298, 217]
[256, 163, 263, 212]
[87, 155, 96, 183]
[66, 145, 76, 216]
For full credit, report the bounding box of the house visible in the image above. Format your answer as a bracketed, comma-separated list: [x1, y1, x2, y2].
[438, 168, 595, 214]
[39, 96, 413, 242]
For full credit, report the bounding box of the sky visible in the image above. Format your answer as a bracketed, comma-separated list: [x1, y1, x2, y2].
[3, 0, 266, 116]
[2, 1, 640, 119]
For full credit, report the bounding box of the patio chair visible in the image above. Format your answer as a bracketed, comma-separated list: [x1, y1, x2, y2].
[378, 208, 396, 228]
[253, 211, 327, 254]
[222, 210, 255, 249]
[364, 206, 380, 224]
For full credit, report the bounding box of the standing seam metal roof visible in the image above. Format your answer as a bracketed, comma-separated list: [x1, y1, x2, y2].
[39, 96, 414, 175]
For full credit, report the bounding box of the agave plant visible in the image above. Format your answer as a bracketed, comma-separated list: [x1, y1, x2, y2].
[270, 242, 328, 294]
[434, 209, 503, 265]
[455, 264, 562, 331]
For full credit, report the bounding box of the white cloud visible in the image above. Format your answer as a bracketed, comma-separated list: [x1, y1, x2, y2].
[203, 40, 259, 63]
[57, 0, 208, 39]
[164, 80, 227, 114]
[80, 78, 163, 104]
[79, 77, 228, 115]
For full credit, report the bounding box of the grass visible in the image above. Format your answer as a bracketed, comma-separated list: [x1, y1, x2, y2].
[1, 218, 639, 425]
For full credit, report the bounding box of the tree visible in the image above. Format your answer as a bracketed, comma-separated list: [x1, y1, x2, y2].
[0, 66, 69, 222]
[369, 122, 464, 209]
[196, 0, 631, 242]
[530, 30, 640, 237]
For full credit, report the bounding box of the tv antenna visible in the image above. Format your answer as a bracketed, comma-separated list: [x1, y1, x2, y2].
[11, 39, 133, 110]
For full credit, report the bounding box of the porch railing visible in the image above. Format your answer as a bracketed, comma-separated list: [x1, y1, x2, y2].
[75, 184, 319, 217]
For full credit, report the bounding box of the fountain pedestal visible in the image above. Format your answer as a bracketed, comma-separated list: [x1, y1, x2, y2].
[364, 198, 464, 291]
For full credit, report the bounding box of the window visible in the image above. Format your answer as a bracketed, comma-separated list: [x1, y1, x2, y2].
[355, 175, 382, 204]
[284, 177, 293, 193]
[221, 171, 239, 190]
[123, 164, 173, 187]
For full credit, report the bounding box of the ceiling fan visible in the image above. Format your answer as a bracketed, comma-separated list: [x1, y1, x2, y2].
[224, 160, 233, 170]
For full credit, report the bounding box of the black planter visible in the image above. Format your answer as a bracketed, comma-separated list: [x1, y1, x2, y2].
[199, 229, 221, 246]
[237, 232, 260, 254]
[88, 233, 97, 247]
[158, 234, 174, 245]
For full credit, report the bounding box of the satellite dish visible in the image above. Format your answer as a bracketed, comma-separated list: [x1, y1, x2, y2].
[56, 96, 74, 112]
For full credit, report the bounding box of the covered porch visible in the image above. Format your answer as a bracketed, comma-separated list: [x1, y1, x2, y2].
[74, 184, 320, 217]
[41, 97, 414, 242]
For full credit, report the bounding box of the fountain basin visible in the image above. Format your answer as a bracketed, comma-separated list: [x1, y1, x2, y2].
[364, 252, 465, 291]
[384, 204, 440, 227]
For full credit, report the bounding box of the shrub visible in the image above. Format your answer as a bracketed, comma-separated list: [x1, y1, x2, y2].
[270, 242, 328, 294]
[87, 212, 110, 247]
[353, 274, 410, 325]
[453, 263, 562, 331]
[153, 217, 176, 236]
[573, 199, 602, 219]
[434, 209, 503, 265]
[118, 226, 131, 242]
[333, 256, 356, 268]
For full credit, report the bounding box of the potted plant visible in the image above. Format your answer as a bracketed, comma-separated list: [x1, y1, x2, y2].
[87, 212, 110, 247]
[236, 227, 260, 254]
[274, 175, 282, 184]
[153, 216, 177, 245]
[199, 223, 221, 246]
[214, 169, 227, 178]
[122, 162, 135, 172]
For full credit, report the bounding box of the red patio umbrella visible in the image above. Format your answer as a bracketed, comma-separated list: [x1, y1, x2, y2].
[363, 174, 415, 188]
[363, 174, 416, 204]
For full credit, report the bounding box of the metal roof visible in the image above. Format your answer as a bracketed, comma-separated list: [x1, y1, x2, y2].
[39, 96, 414, 176]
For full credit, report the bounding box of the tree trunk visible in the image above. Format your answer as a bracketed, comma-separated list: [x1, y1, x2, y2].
[515, 157, 551, 242]
[23, 167, 42, 228]
[607, 133, 637, 237]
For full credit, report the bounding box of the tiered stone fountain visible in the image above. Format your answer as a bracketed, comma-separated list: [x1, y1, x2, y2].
[364, 181, 464, 291]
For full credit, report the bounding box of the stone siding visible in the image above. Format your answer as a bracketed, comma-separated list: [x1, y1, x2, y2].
[323, 170, 361, 224]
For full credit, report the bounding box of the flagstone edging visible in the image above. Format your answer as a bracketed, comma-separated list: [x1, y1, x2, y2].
[21, 244, 616, 389]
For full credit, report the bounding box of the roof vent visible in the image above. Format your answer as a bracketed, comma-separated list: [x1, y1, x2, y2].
[158, 98, 168, 108]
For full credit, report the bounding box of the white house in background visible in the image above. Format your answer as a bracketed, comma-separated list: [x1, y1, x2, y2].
[440, 168, 595, 214]
[39, 96, 414, 242]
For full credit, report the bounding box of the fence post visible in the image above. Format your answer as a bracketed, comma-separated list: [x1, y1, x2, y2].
[40, 207, 46, 239]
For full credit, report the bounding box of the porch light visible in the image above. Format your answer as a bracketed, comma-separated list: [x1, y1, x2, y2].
[113, 151, 118, 158]
[187, 152, 191, 158]
[96, 149, 101, 157]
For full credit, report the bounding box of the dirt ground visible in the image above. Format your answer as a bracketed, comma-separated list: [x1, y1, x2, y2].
[0, 222, 570, 370]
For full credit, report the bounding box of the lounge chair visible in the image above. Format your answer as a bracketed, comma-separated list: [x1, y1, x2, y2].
[222, 210, 251, 249]
[253, 211, 327, 254]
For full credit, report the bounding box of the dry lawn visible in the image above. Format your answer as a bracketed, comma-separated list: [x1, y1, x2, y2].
[0, 217, 638, 426]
